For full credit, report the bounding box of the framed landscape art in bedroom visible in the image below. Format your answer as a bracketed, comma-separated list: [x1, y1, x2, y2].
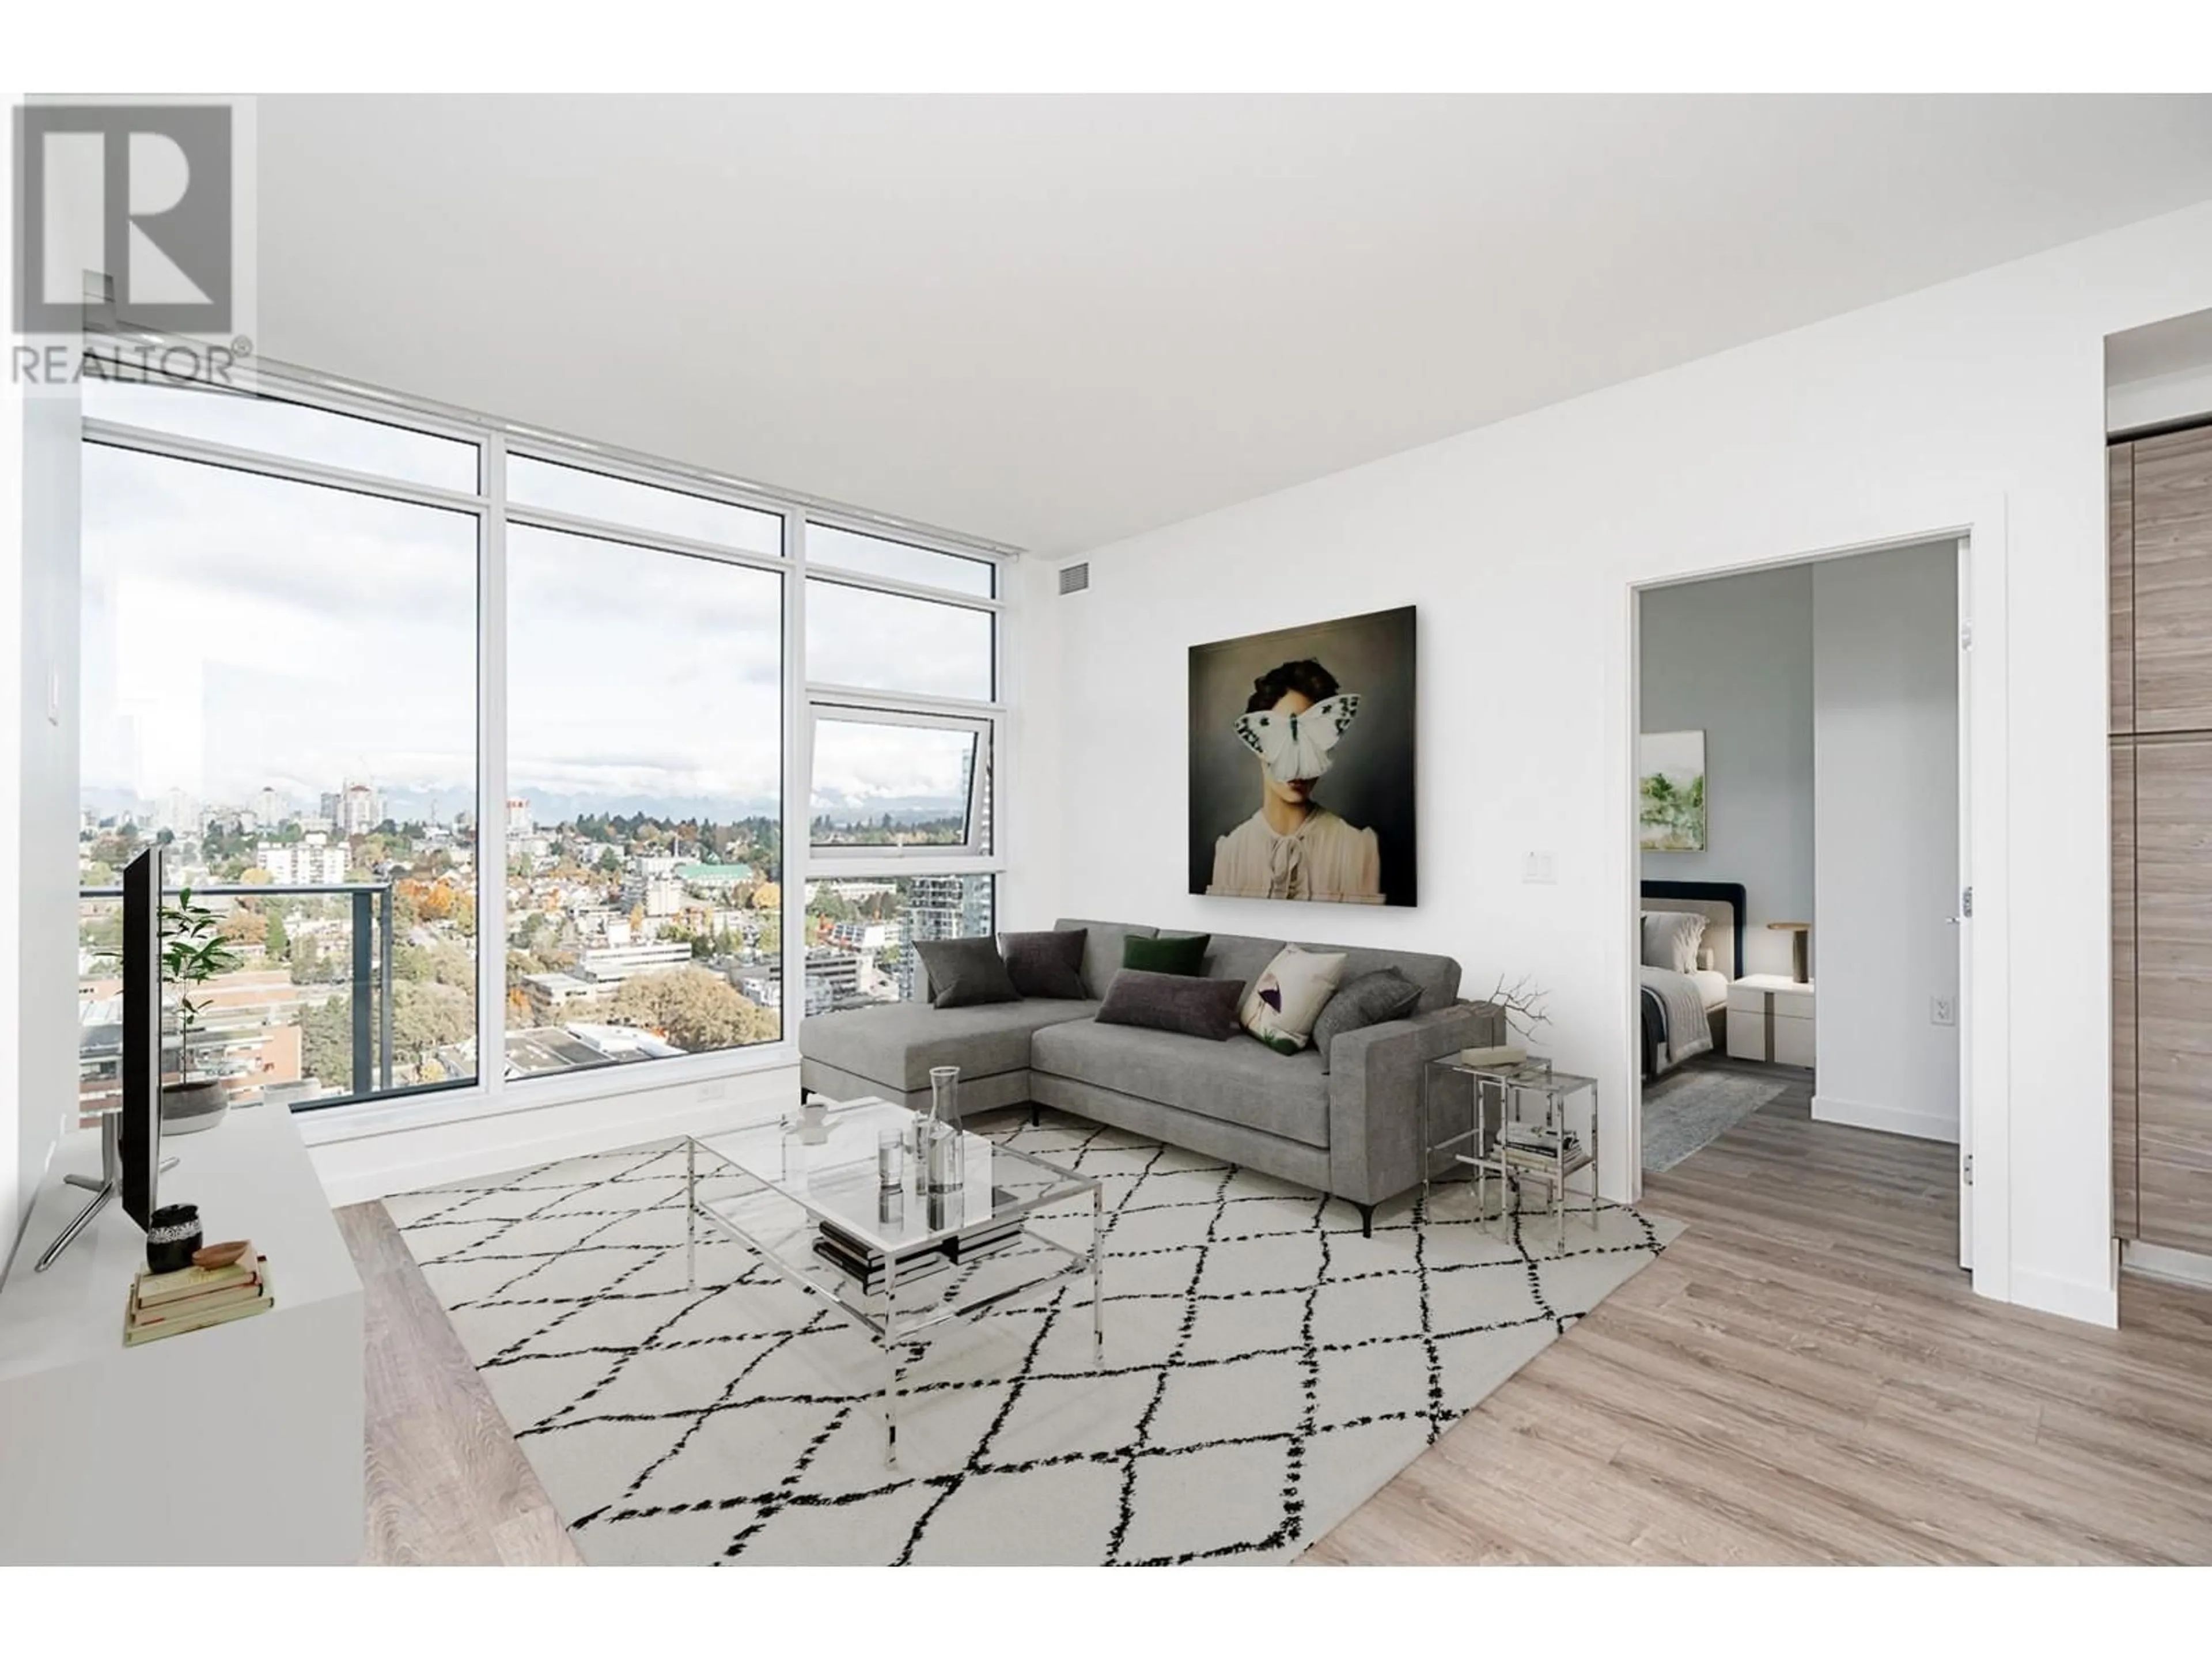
[1639, 728, 1708, 851]
[1188, 605, 1417, 907]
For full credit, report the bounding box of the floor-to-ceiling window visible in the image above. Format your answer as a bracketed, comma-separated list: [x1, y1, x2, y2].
[76, 351, 1013, 1116]
[801, 524, 1003, 1011]
[79, 385, 483, 1113]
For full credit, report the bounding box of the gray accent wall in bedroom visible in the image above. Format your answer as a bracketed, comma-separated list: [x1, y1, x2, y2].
[1638, 563, 1813, 980]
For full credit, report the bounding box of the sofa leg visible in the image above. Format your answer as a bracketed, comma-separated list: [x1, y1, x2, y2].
[1029, 1104, 1040, 1127]
[1351, 1200, 1375, 1238]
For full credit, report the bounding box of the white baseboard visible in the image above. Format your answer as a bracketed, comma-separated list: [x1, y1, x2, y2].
[1810, 1092, 1960, 1145]
[310, 1063, 800, 1206]
[2009, 1265, 2120, 1328]
[2123, 1237, 2212, 1291]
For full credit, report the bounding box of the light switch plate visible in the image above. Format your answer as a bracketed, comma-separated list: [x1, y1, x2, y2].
[1522, 851, 1556, 884]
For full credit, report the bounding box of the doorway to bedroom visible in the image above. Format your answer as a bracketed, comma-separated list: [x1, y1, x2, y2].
[1631, 539, 1968, 1266]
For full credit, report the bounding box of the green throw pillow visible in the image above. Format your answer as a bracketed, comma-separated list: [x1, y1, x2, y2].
[1122, 932, 1210, 976]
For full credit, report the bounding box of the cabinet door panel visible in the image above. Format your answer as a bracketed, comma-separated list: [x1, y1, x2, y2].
[2134, 738, 2212, 1252]
[2133, 428, 2212, 733]
[2111, 444, 2133, 736]
[2112, 743, 2136, 1239]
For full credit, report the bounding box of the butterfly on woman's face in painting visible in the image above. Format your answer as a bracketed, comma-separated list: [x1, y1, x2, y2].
[1234, 694, 1361, 785]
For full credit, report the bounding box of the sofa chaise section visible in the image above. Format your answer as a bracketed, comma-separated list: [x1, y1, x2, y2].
[798, 997, 1099, 1116]
[797, 918, 1156, 1115]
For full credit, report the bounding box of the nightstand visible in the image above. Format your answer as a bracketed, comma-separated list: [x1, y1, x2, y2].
[1726, 974, 1815, 1066]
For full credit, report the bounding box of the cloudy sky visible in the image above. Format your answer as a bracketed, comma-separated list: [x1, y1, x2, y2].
[79, 400, 994, 830]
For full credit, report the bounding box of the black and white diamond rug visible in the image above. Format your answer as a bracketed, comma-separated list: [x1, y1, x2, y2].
[388, 1109, 1680, 1565]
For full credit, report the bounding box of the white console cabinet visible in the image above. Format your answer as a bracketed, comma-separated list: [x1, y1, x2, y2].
[0, 1106, 363, 1564]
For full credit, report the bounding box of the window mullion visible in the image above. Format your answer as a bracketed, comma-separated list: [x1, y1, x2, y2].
[478, 432, 510, 1108]
[784, 508, 810, 1046]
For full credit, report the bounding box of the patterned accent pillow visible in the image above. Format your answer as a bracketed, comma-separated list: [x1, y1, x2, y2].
[1239, 944, 1349, 1055]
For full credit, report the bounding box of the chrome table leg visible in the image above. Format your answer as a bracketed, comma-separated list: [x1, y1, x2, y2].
[1090, 1182, 1105, 1370]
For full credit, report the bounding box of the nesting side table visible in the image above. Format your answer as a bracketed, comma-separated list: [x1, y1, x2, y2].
[1420, 1056, 1603, 1248]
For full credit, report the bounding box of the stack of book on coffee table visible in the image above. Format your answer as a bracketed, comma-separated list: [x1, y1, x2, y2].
[124, 1250, 274, 1347]
[813, 1205, 1024, 1296]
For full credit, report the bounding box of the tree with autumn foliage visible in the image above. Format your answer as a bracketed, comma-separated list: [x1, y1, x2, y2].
[611, 968, 777, 1052]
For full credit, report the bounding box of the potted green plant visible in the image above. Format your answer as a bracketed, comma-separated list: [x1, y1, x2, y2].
[161, 887, 241, 1134]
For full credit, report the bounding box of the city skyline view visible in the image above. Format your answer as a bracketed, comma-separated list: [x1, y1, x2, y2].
[74, 383, 1001, 1115]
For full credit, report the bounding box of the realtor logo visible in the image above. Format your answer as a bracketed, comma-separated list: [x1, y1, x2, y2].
[14, 103, 234, 334]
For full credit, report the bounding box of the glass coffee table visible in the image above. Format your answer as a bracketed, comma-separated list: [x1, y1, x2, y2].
[685, 1097, 1103, 1465]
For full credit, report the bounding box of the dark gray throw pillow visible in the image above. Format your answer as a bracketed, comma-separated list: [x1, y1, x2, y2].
[1309, 967, 1423, 1073]
[915, 936, 1021, 1009]
[1096, 969, 1242, 1041]
[999, 929, 1087, 1000]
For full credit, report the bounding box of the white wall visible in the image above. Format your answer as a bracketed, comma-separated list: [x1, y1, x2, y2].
[1, 370, 18, 1265]
[3, 99, 83, 1268]
[1812, 544, 1961, 1144]
[1639, 564, 1813, 977]
[13, 386, 79, 1267]
[1044, 196, 2212, 1328]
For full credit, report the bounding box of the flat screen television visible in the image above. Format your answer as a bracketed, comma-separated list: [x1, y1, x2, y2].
[119, 845, 164, 1229]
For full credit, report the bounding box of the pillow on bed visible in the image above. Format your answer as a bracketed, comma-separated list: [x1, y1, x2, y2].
[1641, 910, 1708, 975]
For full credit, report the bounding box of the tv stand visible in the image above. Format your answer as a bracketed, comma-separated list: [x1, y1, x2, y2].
[33, 1112, 176, 1274]
[0, 1106, 363, 1564]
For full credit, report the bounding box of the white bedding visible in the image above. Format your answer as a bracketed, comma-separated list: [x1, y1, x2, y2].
[1690, 969, 1729, 1013]
[1641, 966, 1717, 1074]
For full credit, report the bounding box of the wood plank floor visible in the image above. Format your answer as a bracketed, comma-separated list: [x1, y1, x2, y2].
[343, 1077, 2212, 1566]
[1306, 1073, 2212, 1565]
[342, 1202, 582, 1565]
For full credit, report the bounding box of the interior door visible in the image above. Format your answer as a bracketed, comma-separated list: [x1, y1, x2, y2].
[1955, 540, 1973, 1271]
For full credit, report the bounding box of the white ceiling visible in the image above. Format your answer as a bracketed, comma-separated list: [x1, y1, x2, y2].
[257, 95, 2212, 555]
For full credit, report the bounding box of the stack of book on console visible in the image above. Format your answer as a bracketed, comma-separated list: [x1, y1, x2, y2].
[813, 1202, 1023, 1296]
[1497, 1123, 1584, 1170]
[124, 1251, 274, 1347]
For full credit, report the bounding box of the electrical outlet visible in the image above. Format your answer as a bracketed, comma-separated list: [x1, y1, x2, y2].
[700, 1077, 732, 1101]
[1522, 851, 1556, 885]
[1930, 996, 1956, 1027]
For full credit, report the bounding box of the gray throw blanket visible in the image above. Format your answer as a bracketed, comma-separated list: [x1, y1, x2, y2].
[1639, 966, 1713, 1073]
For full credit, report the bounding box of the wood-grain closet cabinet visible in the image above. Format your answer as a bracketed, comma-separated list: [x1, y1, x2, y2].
[2112, 423, 2212, 1256]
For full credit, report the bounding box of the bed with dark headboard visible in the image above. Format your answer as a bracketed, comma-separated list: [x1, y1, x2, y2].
[1639, 879, 1745, 1078]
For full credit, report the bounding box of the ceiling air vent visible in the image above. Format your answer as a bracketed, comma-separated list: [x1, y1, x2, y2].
[1058, 562, 1090, 596]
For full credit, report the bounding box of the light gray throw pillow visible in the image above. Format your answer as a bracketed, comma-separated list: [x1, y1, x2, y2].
[1310, 967, 1423, 1073]
[1640, 910, 1707, 974]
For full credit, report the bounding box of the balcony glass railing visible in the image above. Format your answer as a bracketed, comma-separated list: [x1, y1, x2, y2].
[74, 881, 469, 1115]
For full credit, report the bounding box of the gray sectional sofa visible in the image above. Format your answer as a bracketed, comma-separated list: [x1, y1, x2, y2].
[797, 918, 1501, 1231]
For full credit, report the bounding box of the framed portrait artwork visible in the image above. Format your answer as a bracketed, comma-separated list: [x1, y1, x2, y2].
[1187, 605, 1417, 907]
